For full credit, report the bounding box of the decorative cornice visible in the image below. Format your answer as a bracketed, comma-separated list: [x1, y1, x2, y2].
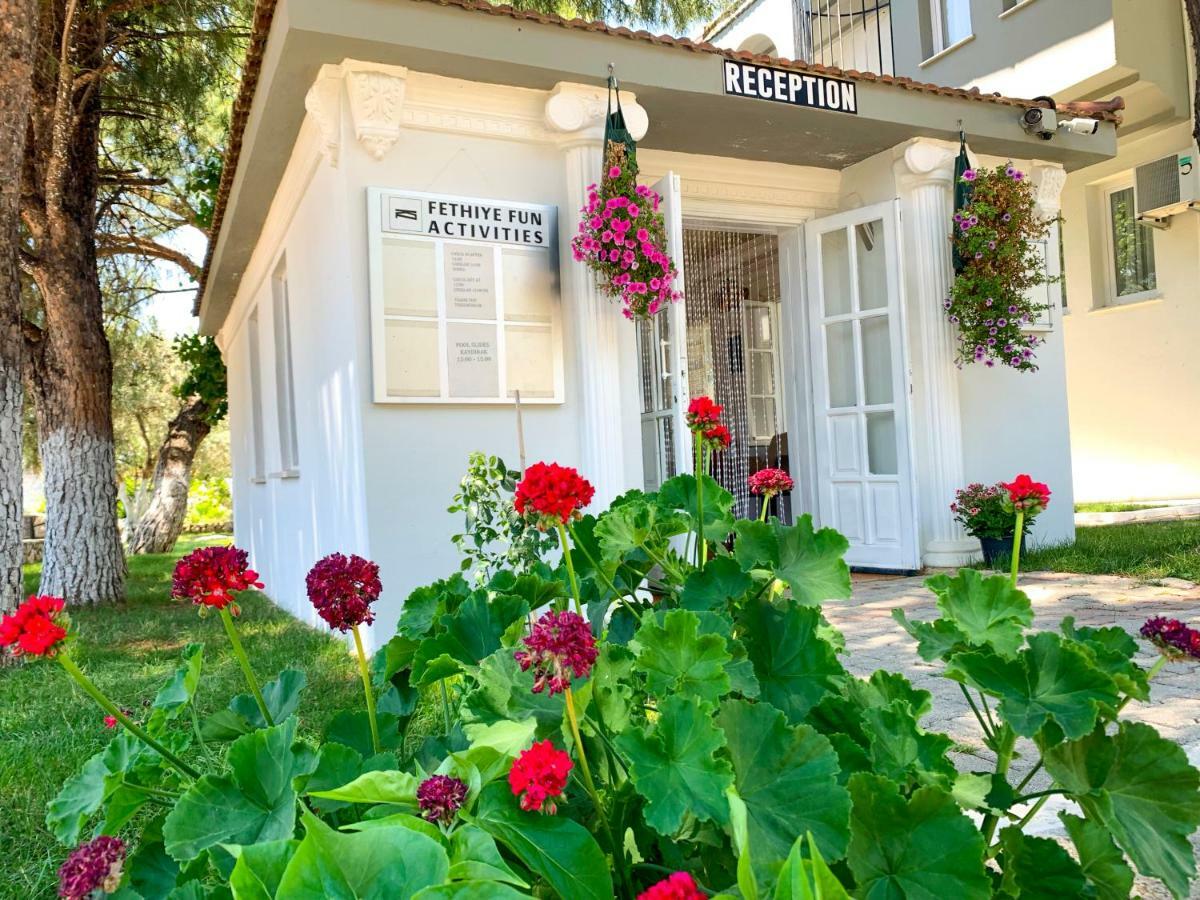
[544, 82, 649, 146]
[343, 61, 409, 159]
[1029, 161, 1068, 217]
[304, 64, 344, 167]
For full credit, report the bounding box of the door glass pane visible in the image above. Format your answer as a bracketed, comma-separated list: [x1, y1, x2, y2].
[637, 319, 656, 414]
[747, 305, 775, 349]
[856, 221, 888, 310]
[749, 352, 775, 395]
[749, 397, 777, 443]
[820, 228, 851, 316]
[826, 320, 857, 408]
[861, 315, 893, 405]
[866, 411, 898, 474]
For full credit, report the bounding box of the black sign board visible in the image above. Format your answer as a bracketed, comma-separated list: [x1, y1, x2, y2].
[722, 60, 858, 115]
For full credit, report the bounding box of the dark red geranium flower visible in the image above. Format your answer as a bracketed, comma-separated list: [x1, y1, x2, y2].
[514, 462, 595, 529]
[305, 553, 382, 632]
[508, 740, 572, 813]
[1000, 474, 1051, 514]
[638, 871, 705, 900]
[1141, 617, 1200, 661]
[748, 467, 794, 496]
[0, 594, 69, 658]
[58, 835, 125, 900]
[701, 424, 731, 451]
[686, 396, 722, 432]
[171, 545, 263, 614]
[514, 610, 598, 695]
[417, 774, 468, 825]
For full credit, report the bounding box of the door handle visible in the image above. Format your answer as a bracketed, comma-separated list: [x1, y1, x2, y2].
[660, 339, 670, 381]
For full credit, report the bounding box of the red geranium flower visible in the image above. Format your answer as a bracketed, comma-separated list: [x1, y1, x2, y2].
[702, 424, 731, 451]
[171, 545, 263, 614]
[0, 595, 69, 658]
[514, 462, 595, 529]
[103, 715, 118, 729]
[58, 835, 125, 900]
[508, 740, 572, 813]
[417, 774, 468, 824]
[514, 610, 598, 695]
[1141, 617, 1200, 661]
[1000, 474, 1051, 514]
[686, 396, 722, 431]
[748, 467, 794, 496]
[638, 871, 705, 900]
[305, 553, 382, 632]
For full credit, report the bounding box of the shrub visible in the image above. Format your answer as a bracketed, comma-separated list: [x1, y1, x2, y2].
[13, 434, 1200, 897]
[185, 477, 232, 528]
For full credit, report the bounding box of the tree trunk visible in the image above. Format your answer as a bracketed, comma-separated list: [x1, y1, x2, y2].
[127, 396, 212, 555]
[22, 3, 125, 604]
[0, 0, 41, 614]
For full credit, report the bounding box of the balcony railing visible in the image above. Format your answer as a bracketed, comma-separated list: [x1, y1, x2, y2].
[794, 0, 894, 75]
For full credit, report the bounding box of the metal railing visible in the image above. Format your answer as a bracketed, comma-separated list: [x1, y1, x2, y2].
[794, 0, 894, 75]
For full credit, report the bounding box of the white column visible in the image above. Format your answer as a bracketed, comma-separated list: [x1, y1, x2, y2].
[894, 139, 979, 566]
[545, 84, 649, 508]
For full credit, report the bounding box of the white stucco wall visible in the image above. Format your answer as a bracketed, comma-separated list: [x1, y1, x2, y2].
[705, 0, 798, 61]
[225, 140, 372, 640]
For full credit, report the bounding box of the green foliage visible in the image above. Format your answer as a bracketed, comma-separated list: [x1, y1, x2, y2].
[185, 477, 233, 528]
[32, 465, 1200, 900]
[175, 335, 228, 424]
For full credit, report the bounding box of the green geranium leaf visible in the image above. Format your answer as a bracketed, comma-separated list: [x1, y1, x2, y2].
[47, 731, 153, 846]
[275, 808, 449, 898]
[127, 837, 180, 900]
[740, 600, 845, 723]
[375, 635, 420, 685]
[412, 883, 530, 899]
[343, 812, 444, 844]
[227, 839, 298, 900]
[412, 591, 529, 686]
[947, 633, 1119, 740]
[892, 610, 970, 663]
[633, 609, 732, 702]
[474, 781, 612, 900]
[164, 717, 311, 861]
[1061, 617, 1150, 701]
[861, 700, 957, 790]
[691, 610, 761, 698]
[1044, 722, 1200, 898]
[1060, 812, 1135, 900]
[659, 474, 736, 542]
[733, 516, 851, 606]
[308, 769, 420, 807]
[997, 826, 1087, 899]
[592, 643, 636, 733]
[926, 569, 1033, 657]
[615, 694, 733, 835]
[448, 823, 530, 887]
[718, 699, 851, 876]
[773, 832, 851, 900]
[462, 650, 566, 742]
[204, 669, 309, 740]
[594, 493, 686, 563]
[398, 576, 469, 640]
[681, 556, 753, 611]
[148, 643, 205, 730]
[302, 744, 397, 812]
[847, 774, 990, 900]
[323, 710, 403, 758]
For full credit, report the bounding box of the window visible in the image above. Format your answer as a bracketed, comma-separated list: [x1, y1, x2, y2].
[271, 260, 300, 473]
[247, 307, 266, 482]
[1106, 184, 1157, 303]
[927, 0, 971, 54]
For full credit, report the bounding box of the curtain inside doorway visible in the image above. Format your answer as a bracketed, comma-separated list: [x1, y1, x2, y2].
[682, 229, 790, 521]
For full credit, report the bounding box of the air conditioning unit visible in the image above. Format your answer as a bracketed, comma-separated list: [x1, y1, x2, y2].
[1134, 149, 1200, 220]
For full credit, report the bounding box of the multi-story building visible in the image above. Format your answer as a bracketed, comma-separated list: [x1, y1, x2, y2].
[707, 0, 1199, 503]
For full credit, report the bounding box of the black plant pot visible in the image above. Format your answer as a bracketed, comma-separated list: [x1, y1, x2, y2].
[979, 534, 1026, 569]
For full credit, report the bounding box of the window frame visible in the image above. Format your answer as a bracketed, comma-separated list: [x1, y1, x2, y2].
[246, 306, 267, 484]
[270, 258, 301, 476]
[927, 0, 972, 55]
[1101, 176, 1159, 307]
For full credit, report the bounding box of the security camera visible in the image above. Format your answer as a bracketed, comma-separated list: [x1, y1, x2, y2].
[1059, 117, 1100, 135]
[1019, 106, 1057, 140]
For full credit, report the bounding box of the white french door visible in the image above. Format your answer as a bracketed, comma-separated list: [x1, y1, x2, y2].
[805, 200, 919, 571]
[637, 172, 690, 490]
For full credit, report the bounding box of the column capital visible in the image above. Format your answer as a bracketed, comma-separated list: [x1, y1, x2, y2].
[1029, 161, 1068, 218]
[544, 82, 648, 147]
[893, 139, 958, 188]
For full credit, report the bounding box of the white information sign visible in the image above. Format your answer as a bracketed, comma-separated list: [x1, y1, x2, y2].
[367, 188, 563, 404]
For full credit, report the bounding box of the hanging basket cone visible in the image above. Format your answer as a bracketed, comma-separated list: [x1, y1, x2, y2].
[571, 73, 681, 321]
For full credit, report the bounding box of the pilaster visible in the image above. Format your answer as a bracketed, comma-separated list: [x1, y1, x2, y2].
[894, 139, 979, 567]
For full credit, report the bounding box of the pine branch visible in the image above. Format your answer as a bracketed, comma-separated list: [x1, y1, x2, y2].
[97, 236, 200, 279]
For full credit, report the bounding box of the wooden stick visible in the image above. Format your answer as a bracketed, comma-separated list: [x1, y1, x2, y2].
[514, 389, 527, 473]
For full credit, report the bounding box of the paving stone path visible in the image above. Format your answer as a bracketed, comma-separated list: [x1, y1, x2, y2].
[833, 571, 1200, 898]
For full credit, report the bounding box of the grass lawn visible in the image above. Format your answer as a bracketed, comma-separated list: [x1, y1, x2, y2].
[1019, 519, 1200, 582]
[0, 535, 362, 899]
[1074, 501, 1167, 513]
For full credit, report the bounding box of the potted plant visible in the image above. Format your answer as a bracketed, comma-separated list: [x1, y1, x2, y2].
[951, 481, 1030, 566]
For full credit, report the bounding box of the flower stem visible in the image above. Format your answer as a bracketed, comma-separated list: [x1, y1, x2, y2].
[959, 683, 995, 743]
[352, 625, 382, 756]
[981, 725, 1016, 845]
[758, 494, 771, 522]
[1009, 510, 1025, 586]
[567, 523, 640, 620]
[1116, 654, 1166, 714]
[694, 432, 707, 568]
[556, 522, 584, 616]
[218, 606, 273, 727]
[439, 680, 453, 734]
[57, 652, 200, 780]
[564, 685, 630, 897]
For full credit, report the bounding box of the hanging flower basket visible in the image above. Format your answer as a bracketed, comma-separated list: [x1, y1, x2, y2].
[570, 78, 680, 321]
[945, 163, 1052, 371]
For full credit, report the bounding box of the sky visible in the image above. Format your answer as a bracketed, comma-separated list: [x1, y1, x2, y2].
[140, 225, 207, 338]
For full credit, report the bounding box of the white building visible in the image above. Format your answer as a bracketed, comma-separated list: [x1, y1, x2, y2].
[708, 0, 1200, 503]
[196, 0, 1121, 643]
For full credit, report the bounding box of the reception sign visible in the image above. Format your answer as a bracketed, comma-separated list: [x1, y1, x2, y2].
[368, 188, 563, 404]
[722, 60, 858, 115]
